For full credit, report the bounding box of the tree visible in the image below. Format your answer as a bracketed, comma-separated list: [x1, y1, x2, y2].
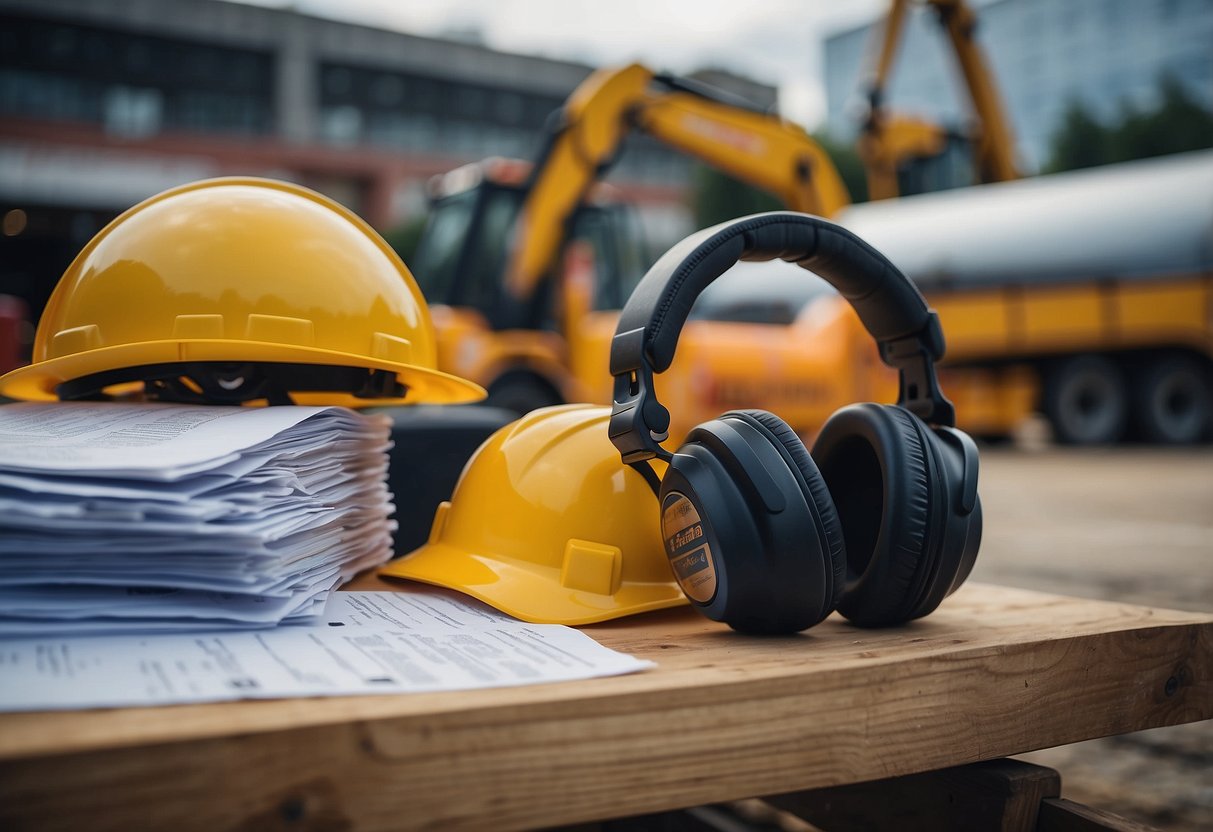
[689, 130, 868, 227]
[813, 130, 869, 204]
[690, 164, 783, 229]
[1111, 75, 1213, 162]
[382, 214, 428, 263]
[1043, 101, 1110, 173]
[1044, 74, 1213, 174]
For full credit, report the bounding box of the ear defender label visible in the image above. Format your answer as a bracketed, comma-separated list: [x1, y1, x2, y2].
[661, 492, 717, 604]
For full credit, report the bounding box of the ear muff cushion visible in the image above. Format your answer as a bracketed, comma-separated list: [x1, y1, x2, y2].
[811, 403, 932, 626]
[729, 409, 846, 613]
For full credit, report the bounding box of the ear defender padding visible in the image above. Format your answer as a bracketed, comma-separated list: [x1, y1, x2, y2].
[660, 409, 846, 634]
[728, 410, 846, 615]
[811, 403, 935, 627]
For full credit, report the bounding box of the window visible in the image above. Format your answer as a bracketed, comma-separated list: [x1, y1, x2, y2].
[411, 190, 478, 305]
[104, 86, 162, 137]
[319, 105, 363, 145]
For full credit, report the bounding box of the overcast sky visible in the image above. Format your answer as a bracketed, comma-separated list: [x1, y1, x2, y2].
[239, 0, 889, 128]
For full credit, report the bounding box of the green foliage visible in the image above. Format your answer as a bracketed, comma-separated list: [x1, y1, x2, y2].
[812, 130, 869, 204]
[688, 130, 868, 227]
[1042, 102, 1109, 173]
[690, 164, 782, 228]
[1044, 74, 1213, 174]
[381, 214, 429, 263]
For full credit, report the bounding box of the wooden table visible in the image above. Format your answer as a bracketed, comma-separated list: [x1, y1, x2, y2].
[0, 582, 1209, 831]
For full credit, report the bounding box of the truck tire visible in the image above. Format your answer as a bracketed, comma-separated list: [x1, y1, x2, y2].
[1130, 354, 1211, 445]
[1042, 354, 1128, 445]
[484, 373, 562, 416]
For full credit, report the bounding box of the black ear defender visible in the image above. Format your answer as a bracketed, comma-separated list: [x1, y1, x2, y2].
[609, 212, 982, 634]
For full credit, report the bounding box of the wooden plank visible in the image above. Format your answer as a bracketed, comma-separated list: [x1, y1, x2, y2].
[766, 758, 1061, 831]
[0, 584, 1209, 832]
[1037, 797, 1162, 832]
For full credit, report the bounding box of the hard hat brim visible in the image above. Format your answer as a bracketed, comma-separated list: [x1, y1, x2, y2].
[379, 543, 688, 626]
[0, 339, 486, 406]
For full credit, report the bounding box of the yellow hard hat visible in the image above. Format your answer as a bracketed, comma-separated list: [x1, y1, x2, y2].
[380, 404, 688, 624]
[0, 177, 485, 406]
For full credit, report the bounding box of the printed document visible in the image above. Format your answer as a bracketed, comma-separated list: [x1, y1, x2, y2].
[0, 590, 654, 711]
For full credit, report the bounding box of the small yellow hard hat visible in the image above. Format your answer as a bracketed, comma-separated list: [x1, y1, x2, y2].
[380, 404, 688, 624]
[0, 177, 485, 406]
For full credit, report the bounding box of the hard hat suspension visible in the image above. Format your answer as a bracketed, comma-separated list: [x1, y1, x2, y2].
[55, 362, 407, 406]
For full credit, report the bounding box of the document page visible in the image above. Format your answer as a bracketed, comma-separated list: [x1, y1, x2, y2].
[0, 591, 654, 711]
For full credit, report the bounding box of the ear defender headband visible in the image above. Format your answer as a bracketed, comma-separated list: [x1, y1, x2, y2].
[609, 211, 981, 634]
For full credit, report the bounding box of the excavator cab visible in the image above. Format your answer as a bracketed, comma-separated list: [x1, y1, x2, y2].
[411, 158, 651, 412]
[894, 131, 979, 195]
[412, 158, 646, 333]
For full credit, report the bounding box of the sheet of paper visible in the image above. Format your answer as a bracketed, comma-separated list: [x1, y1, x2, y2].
[0, 591, 655, 711]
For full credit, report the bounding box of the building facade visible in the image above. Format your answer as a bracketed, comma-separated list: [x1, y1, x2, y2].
[823, 0, 1213, 172]
[0, 0, 775, 326]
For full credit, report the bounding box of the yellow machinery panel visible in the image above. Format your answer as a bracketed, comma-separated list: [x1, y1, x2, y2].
[1115, 277, 1212, 348]
[1018, 287, 1106, 351]
[931, 290, 1012, 360]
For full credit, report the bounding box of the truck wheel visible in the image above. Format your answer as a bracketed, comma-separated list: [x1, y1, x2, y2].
[1042, 355, 1128, 445]
[485, 374, 562, 416]
[1131, 354, 1211, 444]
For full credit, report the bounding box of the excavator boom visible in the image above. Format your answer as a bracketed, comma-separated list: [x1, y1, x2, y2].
[505, 63, 850, 300]
[862, 0, 1017, 198]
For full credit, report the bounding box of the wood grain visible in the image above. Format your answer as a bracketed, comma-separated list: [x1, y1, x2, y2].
[0, 583, 1209, 832]
[1037, 797, 1162, 832]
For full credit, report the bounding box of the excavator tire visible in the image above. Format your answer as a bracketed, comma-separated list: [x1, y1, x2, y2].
[1042, 354, 1128, 445]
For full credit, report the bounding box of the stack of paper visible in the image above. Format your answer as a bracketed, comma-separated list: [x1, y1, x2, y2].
[0, 402, 394, 635]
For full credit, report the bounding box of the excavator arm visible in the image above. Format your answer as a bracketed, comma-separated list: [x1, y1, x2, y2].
[934, 0, 1017, 184]
[505, 63, 850, 300]
[861, 0, 1017, 200]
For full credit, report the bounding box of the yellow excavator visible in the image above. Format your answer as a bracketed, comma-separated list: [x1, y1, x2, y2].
[410, 0, 1021, 436]
[859, 0, 1018, 199]
[410, 62, 867, 436]
[413, 1, 1213, 447]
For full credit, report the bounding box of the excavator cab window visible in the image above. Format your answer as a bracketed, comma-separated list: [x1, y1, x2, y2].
[897, 133, 978, 196]
[414, 183, 524, 326]
[412, 188, 478, 306]
[460, 187, 521, 317]
[565, 204, 644, 313]
[416, 179, 644, 330]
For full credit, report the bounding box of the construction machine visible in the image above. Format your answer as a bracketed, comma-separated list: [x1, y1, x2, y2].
[411, 0, 1027, 443]
[412, 11, 1211, 445]
[410, 63, 886, 443]
[858, 0, 1018, 199]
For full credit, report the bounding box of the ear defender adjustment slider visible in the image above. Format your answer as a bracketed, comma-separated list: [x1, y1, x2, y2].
[879, 312, 956, 427]
[609, 359, 672, 464]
